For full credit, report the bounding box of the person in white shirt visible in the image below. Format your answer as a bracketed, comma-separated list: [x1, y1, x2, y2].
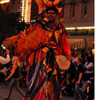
[0, 49, 11, 65]
[83, 56, 94, 80]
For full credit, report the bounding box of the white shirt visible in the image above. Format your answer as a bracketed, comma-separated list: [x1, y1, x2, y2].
[0, 55, 11, 64]
[84, 62, 94, 74]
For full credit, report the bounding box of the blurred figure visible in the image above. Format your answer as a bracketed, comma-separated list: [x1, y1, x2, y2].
[82, 56, 94, 100]
[72, 52, 85, 100]
[83, 56, 94, 80]
[0, 66, 11, 82]
[0, 48, 11, 82]
[65, 61, 75, 96]
[4, 56, 25, 100]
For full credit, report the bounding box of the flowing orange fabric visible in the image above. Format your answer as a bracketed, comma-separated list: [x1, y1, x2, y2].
[3, 24, 50, 61]
[61, 33, 71, 58]
[35, 0, 61, 14]
[54, 24, 71, 58]
[35, 0, 47, 8]
[35, 0, 48, 14]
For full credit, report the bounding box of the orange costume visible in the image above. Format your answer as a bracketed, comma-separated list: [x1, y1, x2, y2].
[2, 1, 71, 100]
[3, 20, 71, 100]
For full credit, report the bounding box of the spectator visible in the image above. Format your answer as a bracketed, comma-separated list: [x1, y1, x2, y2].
[65, 61, 75, 96]
[83, 56, 94, 80]
[72, 52, 85, 100]
[82, 56, 94, 100]
[4, 56, 25, 100]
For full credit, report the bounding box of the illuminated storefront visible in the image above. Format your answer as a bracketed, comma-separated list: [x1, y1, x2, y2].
[64, 0, 94, 50]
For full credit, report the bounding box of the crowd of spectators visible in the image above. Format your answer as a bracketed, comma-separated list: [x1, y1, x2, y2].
[0, 47, 94, 100]
[60, 48, 94, 100]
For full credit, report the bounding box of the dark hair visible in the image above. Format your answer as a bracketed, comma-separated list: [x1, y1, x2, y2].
[46, 6, 59, 14]
[87, 57, 92, 62]
[76, 52, 81, 57]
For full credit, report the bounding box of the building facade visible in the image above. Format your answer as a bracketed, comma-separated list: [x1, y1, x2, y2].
[1, 0, 94, 50]
[8, 0, 32, 23]
[64, 0, 94, 50]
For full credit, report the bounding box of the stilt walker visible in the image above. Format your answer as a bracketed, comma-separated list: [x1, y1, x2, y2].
[2, 0, 71, 100]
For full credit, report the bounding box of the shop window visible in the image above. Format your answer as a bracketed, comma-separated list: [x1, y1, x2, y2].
[82, 3, 87, 17]
[70, 4, 75, 18]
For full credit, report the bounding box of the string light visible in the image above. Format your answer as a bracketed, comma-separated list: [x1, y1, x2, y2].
[21, 0, 25, 20]
[21, 0, 28, 22]
[65, 26, 95, 30]
[65, 27, 76, 30]
[77, 26, 94, 30]
[25, 0, 28, 22]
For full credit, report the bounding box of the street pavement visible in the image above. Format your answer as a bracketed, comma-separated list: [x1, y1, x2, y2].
[0, 82, 74, 100]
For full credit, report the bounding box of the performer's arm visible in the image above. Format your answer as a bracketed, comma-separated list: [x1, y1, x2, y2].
[5, 64, 17, 81]
[77, 72, 83, 84]
[5, 56, 20, 81]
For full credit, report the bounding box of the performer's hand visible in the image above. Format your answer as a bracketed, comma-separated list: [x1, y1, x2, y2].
[5, 78, 8, 81]
[6, 49, 10, 55]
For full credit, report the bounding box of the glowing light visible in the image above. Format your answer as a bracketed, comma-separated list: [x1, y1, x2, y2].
[0, 0, 10, 4]
[25, 0, 28, 22]
[74, 47, 77, 50]
[77, 26, 94, 30]
[65, 26, 95, 30]
[65, 27, 76, 30]
[92, 49, 95, 55]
